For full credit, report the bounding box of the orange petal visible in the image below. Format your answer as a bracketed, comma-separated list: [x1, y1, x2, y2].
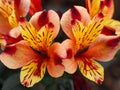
[101, 0, 114, 18]
[0, 40, 40, 69]
[0, 14, 12, 34]
[47, 42, 67, 59]
[8, 10, 18, 28]
[77, 57, 104, 84]
[20, 61, 46, 87]
[0, 0, 13, 17]
[14, 0, 30, 18]
[85, 0, 91, 14]
[30, 10, 60, 38]
[29, 0, 42, 16]
[9, 27, 21, 38]
[61, 6, 91, 40]
[62, 57, 77, 74]
[83, 34, 120, 62]
[61, 39, 78, 74]
[47, 58, 65, 78]
[0, 34, 6, 50]
[47, 43, 67, 77]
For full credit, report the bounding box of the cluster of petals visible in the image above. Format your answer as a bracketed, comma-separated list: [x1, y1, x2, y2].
[0, 0, 120, 87]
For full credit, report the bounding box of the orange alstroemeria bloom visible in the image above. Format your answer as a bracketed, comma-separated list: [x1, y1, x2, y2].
[0, 10, 68, 87]
[86, 0, 120, 35]
[61, 6, 120, 84]
[0, 0, 30, 49]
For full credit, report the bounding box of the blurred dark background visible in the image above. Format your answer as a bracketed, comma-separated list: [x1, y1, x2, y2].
[0, 0, 120, 90]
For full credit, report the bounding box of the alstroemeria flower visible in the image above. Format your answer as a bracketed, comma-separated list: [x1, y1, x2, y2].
[0, 10, 66, 87]
[86, 0, 120, 35]
[0, 0, 30, 49]
[29, 0, 42, 16]
[61, 6, 120, 84]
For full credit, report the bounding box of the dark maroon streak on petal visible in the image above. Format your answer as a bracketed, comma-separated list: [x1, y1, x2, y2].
[101, 26, 116, 36]
[67, 49, 73, 59]
[70, 7, 81, 21]
[4, 46, 17, 55]
[38, 11, 49, 27]
[14, 0, 20, 7]
[104, 0, 112, 7]
[107, 36, 120, 47]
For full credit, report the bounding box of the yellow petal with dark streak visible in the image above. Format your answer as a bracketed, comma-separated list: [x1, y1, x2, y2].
[20, 22, 39, 50]
[78, 57, 104, 84]
[20, 61, 46, 87]
[72, 18, 105, 51]
[36, 25, 54, 51]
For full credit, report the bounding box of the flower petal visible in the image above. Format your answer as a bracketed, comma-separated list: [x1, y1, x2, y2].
[78, 57, 104, 84]
[29, 0, 42, 16]
[8, 10, 18, 28]
[47, 42, 67, 59]
[0, 14, 12, 34]
[61, 6, 91, 40]
[101, 25, 116, 36]
[19, 21, 39, 50]
[101, 0, 114, 18]
[72, 15, 105, 51]
[83, 34, 120, 61]
[20, 61, 46, 87]
[86, 0, 101, 18]
[0, 40, 40, 69]
[61, 39, 78, 74]
[9, 27, 21, 38]
[86, 0, 114, 18]
[14, 0, 30, 17]
[30, 10, 60, 38]
[47, 59, 65, 78]
[0, 0, 13, 17]
[47, 43, 66, 78]
[104, 19, 120, 35]
[0, 34, 6, 50]
[36, 24, 54, 51]
[62, 57, 77, 74]
[20, 21, 55, 51]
